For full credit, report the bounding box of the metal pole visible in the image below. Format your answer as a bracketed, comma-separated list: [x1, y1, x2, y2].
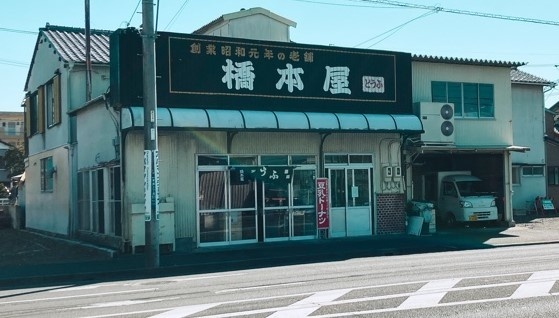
[141, 0, 159, 268]
[85, 0, 92, 101]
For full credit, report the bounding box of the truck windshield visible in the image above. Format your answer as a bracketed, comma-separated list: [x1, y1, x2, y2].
[455, 181, 482, 196]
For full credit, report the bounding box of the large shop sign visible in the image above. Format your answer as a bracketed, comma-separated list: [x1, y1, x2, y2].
[110, 29, 413, 114]
[316, 178, 329, 229]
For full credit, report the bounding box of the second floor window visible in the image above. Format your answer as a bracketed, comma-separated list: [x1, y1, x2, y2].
[432, 81, 495, 118]
[25, 73, 61, 137]
[45, 74, 61, 128]
[26, 92, 40, 136]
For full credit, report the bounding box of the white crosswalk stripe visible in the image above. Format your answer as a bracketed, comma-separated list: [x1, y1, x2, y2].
[511, 269, 559, 299]
[149, 303, 218, 318]
[149, 270, 559, 318]
[267, 289, 352, 318]
[397, 278, 461, 309]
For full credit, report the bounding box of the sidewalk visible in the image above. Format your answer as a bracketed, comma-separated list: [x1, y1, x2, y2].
[1, 215, 558, 288]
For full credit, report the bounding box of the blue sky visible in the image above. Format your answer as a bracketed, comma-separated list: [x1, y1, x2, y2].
[1, 0, 558, 112]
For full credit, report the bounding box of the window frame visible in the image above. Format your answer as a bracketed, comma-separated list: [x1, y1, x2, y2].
[522, 165, 545, 177]
[40, 156, 54, 192]
[548, 167, 559, 186]
[45, 73, 61, 128]
[432, 81, 495, 119]
[26, 92, 39, 137]
[512, 166, 521, 185]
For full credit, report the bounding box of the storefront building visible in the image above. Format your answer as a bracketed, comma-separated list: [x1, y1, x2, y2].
[26, 8, 545, 252]
[112, 12, 422, 250]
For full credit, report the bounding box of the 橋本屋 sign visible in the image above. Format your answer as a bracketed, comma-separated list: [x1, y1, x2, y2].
[111, 29, 413, 114]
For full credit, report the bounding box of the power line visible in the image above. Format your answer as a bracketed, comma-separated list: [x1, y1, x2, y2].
[0, 27, 37, 35]
[126, 0, 142, 27]
[291, 0, 399, 9]
[0, 59, 29, 68]
[355, 9, 437, 48]
[360, 0, 559, 26]
[164, 0, 190, 31]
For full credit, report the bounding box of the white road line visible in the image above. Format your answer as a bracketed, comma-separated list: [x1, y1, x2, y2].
[77, 270, 559, 318]
[170, 273, 245, 282]
[397, 278, 461, 309]
[149, 303, 218, 318]
[528, 269, 559, 281]
[49, 283, 123, 292]
[215, 282, 305, 294]
[267, 289, 352, 318]
[511, 269, 559, 299]
[80, 297, 181, 309]
[0, 288, 157, 305]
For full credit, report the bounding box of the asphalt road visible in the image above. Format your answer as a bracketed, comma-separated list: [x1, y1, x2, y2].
[1, 242, 559, 317]
[1, 214, 559, 288]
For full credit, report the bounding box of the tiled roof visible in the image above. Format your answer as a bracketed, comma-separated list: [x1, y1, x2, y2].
[41, 24, 111, 64]
[412, 54, 524, 68]
[25, 24, 111, 91]
[511, 69, 553, 86]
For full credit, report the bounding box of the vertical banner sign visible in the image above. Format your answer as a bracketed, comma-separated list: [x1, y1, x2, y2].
[153, 149, 160, 220]
[144, 150, 152, 221]
[316, 178, 329, 229]
[144, 150, 160, 221]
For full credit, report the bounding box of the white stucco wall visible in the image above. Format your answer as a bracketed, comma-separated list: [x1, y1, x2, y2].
[511, 83, 547, 212]
[76, 101, 120, 169]
[68, 65, 110, 112]
[412, 62, 513, 146]
[25, 148, 70, 235]
[511, 84, 546, 163]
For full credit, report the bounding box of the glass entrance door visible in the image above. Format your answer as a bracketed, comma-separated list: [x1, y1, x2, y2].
[328, 168, 372, 237]
[262, 169, 317, 241]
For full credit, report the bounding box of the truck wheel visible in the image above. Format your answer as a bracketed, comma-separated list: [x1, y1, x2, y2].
[445, 213, 456, 228]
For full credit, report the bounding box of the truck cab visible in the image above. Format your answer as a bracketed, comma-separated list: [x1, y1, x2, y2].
[439, 174, 498, 225]
[419, 171, 498, 227]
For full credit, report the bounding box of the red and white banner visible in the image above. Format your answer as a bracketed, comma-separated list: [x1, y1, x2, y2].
[316, 178, 329, 229]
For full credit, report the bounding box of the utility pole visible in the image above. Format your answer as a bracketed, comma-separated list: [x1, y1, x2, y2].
[84, 0, 92, 101]
[142, 0, 160, 268]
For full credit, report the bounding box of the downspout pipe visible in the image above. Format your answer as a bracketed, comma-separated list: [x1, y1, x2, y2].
[319, 133, 331, 178]
[66, 63, 79, 237]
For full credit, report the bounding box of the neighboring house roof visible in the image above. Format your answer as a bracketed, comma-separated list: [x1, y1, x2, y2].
[511, 69, 554, 86]
[25, 24, 111, 91]
[549, 101, 559, 113]
[412, 54, 524, 68]
[193, 7, 297, 35]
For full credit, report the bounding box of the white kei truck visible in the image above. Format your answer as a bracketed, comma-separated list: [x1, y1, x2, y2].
[418, 171, 498, 226]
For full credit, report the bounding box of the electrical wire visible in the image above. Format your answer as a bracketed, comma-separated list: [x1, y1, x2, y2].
[359, 0, 559, 26]
[0, 27, 37, 35]
[290, 0, 398, 9]
[127, 0, 142, 27]
[164, 0, 190, 31]
[0, 58, 29, 68]
[354, 9, 437, 48]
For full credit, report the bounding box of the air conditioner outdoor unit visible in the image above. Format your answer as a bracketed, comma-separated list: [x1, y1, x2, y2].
[413, 102, 455, 144]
